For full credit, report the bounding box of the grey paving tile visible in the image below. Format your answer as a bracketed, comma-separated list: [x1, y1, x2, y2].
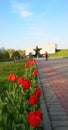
[52, 120, 68, 127]
[50, 111, 66, 116]
[55, 127, 68, 130]
[51, 115, 68, 120]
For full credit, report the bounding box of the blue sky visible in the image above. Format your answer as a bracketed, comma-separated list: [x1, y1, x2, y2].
[0, 0, 68, 50]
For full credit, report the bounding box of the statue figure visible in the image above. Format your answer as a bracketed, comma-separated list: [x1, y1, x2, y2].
[33, 46, 42, 58]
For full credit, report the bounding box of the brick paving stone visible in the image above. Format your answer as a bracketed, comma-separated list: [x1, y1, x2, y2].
[49, 107, 64, 112]
[52, 120, 68, 127]
[55, 127, 68, 130]
[50, 111, 66, 116]
[51, 115, 68, 120]
[36, 58, 68, 130]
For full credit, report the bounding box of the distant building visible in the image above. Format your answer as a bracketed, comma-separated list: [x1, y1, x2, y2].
[26, 43, 57, 56]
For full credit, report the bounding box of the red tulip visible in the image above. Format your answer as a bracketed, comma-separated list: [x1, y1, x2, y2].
[34, 110, 42, 120]
[8, 74, 16, 82]
[32, 69, 38, 76]
[22, 79, 30, 90]
[29, 59, 36, 65]
[28, 111, 42, 128]
[18, 76, 24, 84]
[24, 62, 30, 68]
[34, 88, 41, 97]
[28, 94, 38, 105]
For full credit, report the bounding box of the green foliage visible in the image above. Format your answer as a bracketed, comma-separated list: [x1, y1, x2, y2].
[0, 61, 25, 100]
[0, 48, 10, 60]
[0, 60, 42, 130]
[49, 49, 68, 58]
[12, 51, 21, 59]
[7, 49, 26, 58]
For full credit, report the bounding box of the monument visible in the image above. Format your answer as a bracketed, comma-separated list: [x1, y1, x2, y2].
[33, 46, 42, 58]
[26, 43, 57, 56]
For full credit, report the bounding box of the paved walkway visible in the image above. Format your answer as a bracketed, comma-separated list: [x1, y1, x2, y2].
[36, 58, 68, 130]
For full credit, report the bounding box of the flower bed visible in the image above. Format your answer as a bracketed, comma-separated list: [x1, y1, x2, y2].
[0, 59, 42, 130]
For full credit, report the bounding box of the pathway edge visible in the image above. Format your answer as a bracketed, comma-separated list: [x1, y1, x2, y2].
[37, 74, 52, 130]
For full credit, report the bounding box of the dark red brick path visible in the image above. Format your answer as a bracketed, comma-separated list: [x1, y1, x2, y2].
[36, 58, 68, 114]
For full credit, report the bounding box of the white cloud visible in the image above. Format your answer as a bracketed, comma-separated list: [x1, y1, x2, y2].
[11, 0, 32, 18]
[20, 10, 32, 18]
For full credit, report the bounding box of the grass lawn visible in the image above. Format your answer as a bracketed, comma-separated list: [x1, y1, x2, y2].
[49, 49, 68, 58]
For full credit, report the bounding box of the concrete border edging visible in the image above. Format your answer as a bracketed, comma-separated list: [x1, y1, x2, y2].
[37, 75, 52, 130]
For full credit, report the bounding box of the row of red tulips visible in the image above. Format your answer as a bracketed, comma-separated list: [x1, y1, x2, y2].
[0, 59, 42, 130]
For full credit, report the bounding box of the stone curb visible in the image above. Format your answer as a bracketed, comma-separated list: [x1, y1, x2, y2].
[37, 74, 52, 130]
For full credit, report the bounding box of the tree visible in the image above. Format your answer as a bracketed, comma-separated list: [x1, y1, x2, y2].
[12, 51, 20, 59]
[0, 47, 10, 60]
[7, 49, 14, 58]
[4, 51, 10, 59]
